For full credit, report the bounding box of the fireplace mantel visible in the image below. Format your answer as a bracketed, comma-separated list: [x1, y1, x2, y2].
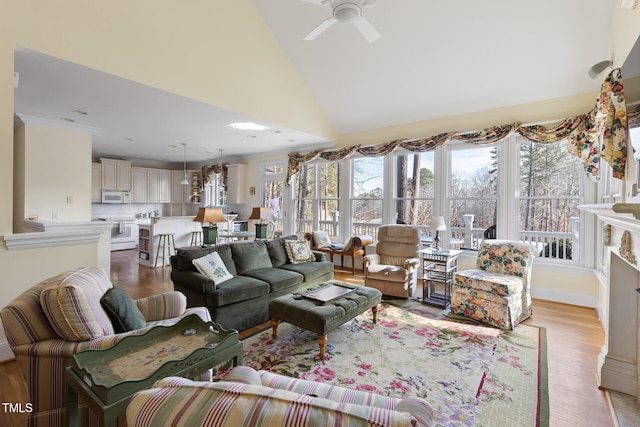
[578, 203, 640, 232]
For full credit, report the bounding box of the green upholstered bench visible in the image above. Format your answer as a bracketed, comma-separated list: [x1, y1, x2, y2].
[269, 281, 382, 360]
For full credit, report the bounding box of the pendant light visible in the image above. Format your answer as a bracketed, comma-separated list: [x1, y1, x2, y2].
[180, 143, 190, 185]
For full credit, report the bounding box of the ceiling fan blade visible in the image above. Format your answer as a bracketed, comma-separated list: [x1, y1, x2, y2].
[304, 17, 337, 40]
[299, 0, 326, 5]
[353, 17, 381, 43]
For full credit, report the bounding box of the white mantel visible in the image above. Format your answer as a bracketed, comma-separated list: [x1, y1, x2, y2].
[579, 203, 640, 400]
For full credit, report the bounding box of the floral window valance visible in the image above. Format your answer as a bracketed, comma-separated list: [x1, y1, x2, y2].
[201, 163, 228, 192]
[286, 68, 634, 185]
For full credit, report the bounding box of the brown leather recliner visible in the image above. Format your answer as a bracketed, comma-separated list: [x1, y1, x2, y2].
[363, 225, 421, 298]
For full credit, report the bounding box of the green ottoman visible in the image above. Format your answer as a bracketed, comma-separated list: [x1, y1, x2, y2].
[269, 281, 382, 360]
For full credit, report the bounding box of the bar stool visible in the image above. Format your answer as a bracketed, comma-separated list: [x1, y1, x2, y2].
[190, 231, 203, 247]
[154, 233, 176, 267]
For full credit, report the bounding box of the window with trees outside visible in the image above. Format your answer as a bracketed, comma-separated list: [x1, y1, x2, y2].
[293, 161, 340, 237]
[519, 137, 582, 261]
[262, 163, 285, 233]
[449, 144, 498, 249]
[395, 151, 435, 227]
[352, 157, 384, 237]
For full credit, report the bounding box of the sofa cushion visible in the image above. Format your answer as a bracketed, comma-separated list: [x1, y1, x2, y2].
[241, 268, 304, 293]
[127, 379, 415, 427]
[175, 247, 216, 272]
[231, 241, 273, 274]
[284, 240, 315, 264]
[266, 236, 297, 268]
[40, 266, 115, 340]
[100, 286, 146, 333]
[278, 261, 334, 282]
[192, 252, 234, 285]
[207, 276, 270, 308]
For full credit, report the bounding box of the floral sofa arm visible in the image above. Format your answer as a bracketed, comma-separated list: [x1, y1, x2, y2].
[134, 291, 188, 322]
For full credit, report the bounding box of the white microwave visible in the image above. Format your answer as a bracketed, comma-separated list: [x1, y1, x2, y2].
[101, 190, 132, 204]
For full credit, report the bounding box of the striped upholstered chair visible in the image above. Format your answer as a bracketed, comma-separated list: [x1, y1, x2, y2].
[0, 266, 211, 427]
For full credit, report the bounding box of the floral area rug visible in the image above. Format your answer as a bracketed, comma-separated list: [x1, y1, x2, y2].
[220, 299, 548, 427]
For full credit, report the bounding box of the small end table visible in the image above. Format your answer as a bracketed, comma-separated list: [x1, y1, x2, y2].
[418, 248, 462, 308]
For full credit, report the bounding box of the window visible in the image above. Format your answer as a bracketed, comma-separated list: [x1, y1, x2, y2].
[449, 144, 498, 247]
[395, 151, 435, 226]
[352, 157, 384, 237]
[519, 138, 582, 260]
[293, 161, 340, 236]
[261, 162, 286, 235]
[204, 173, 226, 207]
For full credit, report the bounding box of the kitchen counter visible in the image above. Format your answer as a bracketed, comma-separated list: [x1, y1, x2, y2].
[138, 216, 202, 267]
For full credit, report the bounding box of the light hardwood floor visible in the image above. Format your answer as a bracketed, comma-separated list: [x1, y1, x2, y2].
[0, 249, 615, 426]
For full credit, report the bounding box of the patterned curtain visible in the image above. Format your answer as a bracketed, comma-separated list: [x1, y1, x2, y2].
[202, 163, 228, 191]
[285, 69, 631, 185]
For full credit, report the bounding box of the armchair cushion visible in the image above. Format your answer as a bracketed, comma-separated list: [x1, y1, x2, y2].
[39, 267, 115, 341]
[100, 286, 146, 333]
[454, 269, 524, 296]
[135, 291, 187, 321]
[312, 230, 332, 248]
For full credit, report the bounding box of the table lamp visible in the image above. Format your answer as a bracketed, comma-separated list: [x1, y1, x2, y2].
[249, 207, 271, 240]
[193, 207, 225, 246]
[431, 216, 446, 249]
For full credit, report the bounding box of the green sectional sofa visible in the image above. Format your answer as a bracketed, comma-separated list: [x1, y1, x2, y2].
[170, 235, 334, 331]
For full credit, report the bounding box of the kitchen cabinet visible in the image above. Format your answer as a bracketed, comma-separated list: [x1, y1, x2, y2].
[147, 169, 160, 202]
[100, 158, 131, 190]
[226, 164, 247, 204]
[131, 167, 148, 203]
[159, 170, 171, 203]
[91, 163, 102, 202]
[171, 170, 200, 203]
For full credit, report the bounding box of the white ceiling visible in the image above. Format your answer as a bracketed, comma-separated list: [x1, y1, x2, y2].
[12, 0, 640, 165]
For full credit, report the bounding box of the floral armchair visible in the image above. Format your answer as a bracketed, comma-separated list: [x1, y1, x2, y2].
[0, 266, 211, 427]
[450, 240, 537, 330]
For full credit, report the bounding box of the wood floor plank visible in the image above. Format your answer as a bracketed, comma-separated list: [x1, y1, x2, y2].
[0, 249, 616, 426]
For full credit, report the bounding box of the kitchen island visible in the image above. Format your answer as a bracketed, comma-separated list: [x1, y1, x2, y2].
[138, 216, 203, 267]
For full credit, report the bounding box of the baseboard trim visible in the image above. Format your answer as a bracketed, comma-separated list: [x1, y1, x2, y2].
[531, 287, 599, 308]
[0, 340, 15, 363]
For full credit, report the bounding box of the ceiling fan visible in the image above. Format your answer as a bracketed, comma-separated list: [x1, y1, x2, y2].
[301, 0, 381, 43]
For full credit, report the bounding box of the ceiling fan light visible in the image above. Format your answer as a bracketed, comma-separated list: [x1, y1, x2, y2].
[334, 4, 361, 23]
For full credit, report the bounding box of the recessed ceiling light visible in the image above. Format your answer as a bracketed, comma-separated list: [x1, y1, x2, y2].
[168, 144, 177, 148]
[271, 130, 281, 134]
[247, 135, 257, 139]
[227, 122, 269, 131]
[72, 109, 88, 115]
[60, 117, 75, 122]
[123, 137, 133, 141]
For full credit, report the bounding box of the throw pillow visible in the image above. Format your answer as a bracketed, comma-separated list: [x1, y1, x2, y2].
[284, 240, 316, 264]
[40, 267, 115, 341]
[312, 231, 332, 249]
[192, 251, 234, 284]
[100, 286, 147, 334]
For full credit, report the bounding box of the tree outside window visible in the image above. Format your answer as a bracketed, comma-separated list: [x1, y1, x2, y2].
[352, 157, 384, 237]
[293, 161, 340, 236]
[449, 145, 498, 246]
[519, 138, 581, 260]
[395, 152, 434, 226]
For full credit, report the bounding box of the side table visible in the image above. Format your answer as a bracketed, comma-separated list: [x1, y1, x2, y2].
[66, 314, 242, 427]
[418, 248, 462, 308]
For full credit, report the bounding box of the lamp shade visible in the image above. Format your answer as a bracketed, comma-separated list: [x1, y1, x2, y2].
[193, 207, 225, 224]
[248, 207, 272, 221]
[431, 216, 446, 231]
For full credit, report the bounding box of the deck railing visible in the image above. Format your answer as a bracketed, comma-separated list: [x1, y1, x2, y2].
[294, 216, 579, 261]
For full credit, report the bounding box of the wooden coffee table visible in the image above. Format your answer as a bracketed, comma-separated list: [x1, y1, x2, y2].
[269, 281, 382, 360]
[66, 314, 242, 427]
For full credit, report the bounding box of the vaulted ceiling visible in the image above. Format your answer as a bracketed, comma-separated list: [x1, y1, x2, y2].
[12, 0, 640, 164]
